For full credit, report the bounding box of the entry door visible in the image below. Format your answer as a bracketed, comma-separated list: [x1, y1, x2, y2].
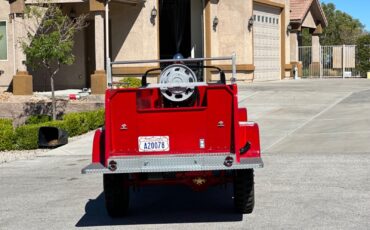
[159, 0, 191, 59]
[253, 4, 281, 81]
[159, 0, 204, 59]
[190, 0, 204, 58]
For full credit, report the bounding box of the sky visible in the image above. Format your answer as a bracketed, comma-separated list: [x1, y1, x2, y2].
[320, 0, 370, 31]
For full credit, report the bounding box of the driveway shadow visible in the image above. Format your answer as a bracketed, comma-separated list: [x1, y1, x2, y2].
[76, 185, 243, 227]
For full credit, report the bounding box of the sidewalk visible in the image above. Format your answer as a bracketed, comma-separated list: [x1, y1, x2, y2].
[46, 130, 95, 157]
[0, 130, 95, 164]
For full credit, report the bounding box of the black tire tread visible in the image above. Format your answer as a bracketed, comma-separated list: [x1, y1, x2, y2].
[233, 169, 255, 214]
[103, 174, 129, 218]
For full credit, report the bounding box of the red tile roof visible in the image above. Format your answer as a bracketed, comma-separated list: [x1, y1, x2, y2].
[290, 0, 328, 27]
[290, 0, 313, 21]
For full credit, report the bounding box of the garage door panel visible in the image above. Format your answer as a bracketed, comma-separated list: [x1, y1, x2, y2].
[253, 4, 281, 81]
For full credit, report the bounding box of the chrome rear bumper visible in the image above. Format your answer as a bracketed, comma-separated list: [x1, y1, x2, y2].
[82, 153, 263, 174]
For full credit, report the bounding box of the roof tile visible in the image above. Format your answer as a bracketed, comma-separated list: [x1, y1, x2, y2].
[290, 0, 313, 21]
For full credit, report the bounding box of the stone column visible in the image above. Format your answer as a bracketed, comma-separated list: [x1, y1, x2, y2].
[311, 34, 321, 76]
[290, 32, 299, 63]
[94, 12, 105, 71]
[90, 11, 107, 94]
[14, 14, 27, 72]
[11, 0, 33, 95]
[290, 31, 302, 78]
[312, 35, 320, 63]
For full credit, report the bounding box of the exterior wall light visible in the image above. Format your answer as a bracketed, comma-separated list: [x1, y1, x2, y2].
[150, 7, 157, 26]
[248, 16, 254, 31]
[9, 13, 14, 23]
[287, 24, 293, 33]
[213, 16, 219, 31]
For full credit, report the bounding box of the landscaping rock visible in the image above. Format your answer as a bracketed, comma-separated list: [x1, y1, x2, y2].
[0, 149, 49, 164]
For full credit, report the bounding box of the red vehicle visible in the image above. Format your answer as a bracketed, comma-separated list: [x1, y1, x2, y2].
[82, 55, 263, 217]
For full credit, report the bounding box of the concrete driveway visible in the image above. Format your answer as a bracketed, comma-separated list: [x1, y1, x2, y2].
[1, 79, 370, 229]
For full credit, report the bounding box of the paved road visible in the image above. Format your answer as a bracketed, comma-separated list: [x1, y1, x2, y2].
[1, 79, 370, 229]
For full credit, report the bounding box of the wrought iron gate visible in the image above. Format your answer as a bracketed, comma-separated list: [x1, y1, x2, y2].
[298, 45, 360, 78]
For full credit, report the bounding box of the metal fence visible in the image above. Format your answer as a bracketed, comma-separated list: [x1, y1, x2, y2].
[298, 45, 361, 78]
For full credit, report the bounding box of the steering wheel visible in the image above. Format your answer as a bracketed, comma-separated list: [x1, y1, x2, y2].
[159, 64, 197, 102]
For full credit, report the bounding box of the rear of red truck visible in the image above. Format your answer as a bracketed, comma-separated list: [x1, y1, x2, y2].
[82, 56, 263, 217]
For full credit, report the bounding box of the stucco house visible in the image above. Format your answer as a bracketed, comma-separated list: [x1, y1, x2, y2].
[0, 0, 327, 94]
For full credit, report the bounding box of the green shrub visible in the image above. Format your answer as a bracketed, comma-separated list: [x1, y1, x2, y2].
[119, 77, 141, 88]
[356, 34, 370, 77]
[0, 118, 13, 128]
[14, 124, 41, 150]
[0, 119, 15, 151]
[0, 126, 15, 151]
[62, 109, 104, 137]
[42, 120, 66, 129]
[1, 109, 104, 151]
[85, 109, 105, 130]
[62, 113, 90, 137]
[26, 115, 52, 125]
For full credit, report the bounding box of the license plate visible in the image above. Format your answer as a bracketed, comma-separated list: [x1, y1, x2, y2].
[138, 136, 170, 152]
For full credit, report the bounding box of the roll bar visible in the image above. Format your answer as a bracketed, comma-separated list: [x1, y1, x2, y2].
[106, 54, 237, 88]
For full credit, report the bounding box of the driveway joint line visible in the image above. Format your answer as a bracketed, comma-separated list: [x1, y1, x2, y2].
[293, 130, 370, 136]
[262, 91, 353, 152]
[238, 92, 260, 104]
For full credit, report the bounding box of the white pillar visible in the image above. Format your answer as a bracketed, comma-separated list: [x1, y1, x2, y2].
[91, 11, 107, 94]
[312, 34, 320, 63]
[94, 11, 105, 71]
[14, 14, 27, 72]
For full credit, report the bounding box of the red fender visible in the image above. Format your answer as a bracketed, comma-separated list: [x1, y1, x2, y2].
[92, 128, 105, 164]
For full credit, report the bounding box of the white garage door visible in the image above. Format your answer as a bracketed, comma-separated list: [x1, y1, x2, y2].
[253, 4, 281, 81]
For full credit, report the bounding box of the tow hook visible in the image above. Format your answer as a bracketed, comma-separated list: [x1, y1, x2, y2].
[108, 160, 117, 171]
[224, 156, 234, 167]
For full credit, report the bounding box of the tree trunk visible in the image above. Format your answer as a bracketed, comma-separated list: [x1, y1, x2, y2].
[50, 76, 56, 120]
[48, 63, 60, 121]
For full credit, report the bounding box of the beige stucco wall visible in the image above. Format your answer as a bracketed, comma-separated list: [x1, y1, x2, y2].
[208, 0, 253, 81]
[110, 1, 158, 67]
[302, 10, 317, 29]
[30, 3, 90, 91]
[207, 0, 293, 81]
[209, 0, 253, 65]
[0, 1, 15, 92]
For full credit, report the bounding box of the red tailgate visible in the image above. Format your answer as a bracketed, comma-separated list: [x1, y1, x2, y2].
[105, 86, 235, 157]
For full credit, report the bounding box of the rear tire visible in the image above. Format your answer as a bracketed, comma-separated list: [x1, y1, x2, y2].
[103, 173, 129, 218]
[233, 169, 255, 214]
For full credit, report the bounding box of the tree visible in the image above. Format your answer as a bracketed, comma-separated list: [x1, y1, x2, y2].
[301, 28, 312, 46]
[21, 3, 87, 120]
[320, 3, 365, 45]
[356, 34, 370, 77]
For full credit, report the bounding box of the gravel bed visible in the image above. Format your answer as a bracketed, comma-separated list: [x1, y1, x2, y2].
[0, 149, 50, 164]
